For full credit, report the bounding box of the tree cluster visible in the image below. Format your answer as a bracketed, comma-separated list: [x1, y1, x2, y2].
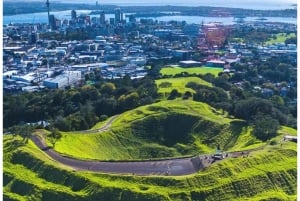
[4, 76, 158, 131]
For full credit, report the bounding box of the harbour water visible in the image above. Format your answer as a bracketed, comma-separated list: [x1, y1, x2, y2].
[3, 10, 297, 25]
[6, 0, 297, 10]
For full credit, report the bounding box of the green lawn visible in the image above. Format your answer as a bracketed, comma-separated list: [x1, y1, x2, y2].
[155, 77, 212, 95]
[3, 134, 297, 201]
[160, 66, 223, 77]
[52, 100, 270, 161]
[265, 33, 296, 45]
[91, 116, 113, 129]
[31, 100, 296, 163]
[54, 131, 136, 160]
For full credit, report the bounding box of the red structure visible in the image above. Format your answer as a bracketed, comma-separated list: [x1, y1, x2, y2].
[198, 22, 231, 50]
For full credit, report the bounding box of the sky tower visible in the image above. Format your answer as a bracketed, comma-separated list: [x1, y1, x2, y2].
[46, 0, 50, 25]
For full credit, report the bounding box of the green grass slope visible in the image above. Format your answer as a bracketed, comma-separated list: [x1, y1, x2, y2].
[155, 77, 212, 96]
[3, 134, 297, 201]
[160, 66, 223, 77]
[265, 33, 296, 45]
[52, 100, 293, 161]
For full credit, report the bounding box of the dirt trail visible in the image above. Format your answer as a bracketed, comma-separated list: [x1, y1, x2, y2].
[74, 115, 120, 134]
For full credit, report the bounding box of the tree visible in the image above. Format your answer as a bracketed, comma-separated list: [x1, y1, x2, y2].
[48, 127, 62, 148]
[95, 97, 117, 116]
[12, 124, 34, 143]
[159, 82, 172, 88]
[168, 89, 181, 100]
[118, 92, 140, 111]
[80, 85, 99, 101]
[213, 74, 232, 91]
[285, 37, 297, 45]
[213, 102, 233, 115]
[230, 86, 246, 101]
[7, 125, 21, 139]
[234, 98, 273, 121]
[100, 82, 116, 95]
[270, 95, 284, 106]
[252, 115, 279, 141]
[194, 89, 217, 103]
[80, 101, 99, 129]
[183, 91, 192, 100]
[199, 73, 215, 83]
[53, 116, 72, 131]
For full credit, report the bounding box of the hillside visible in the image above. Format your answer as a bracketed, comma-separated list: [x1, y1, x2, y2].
[52, 100, 280, 160]
[3, 100, 297, 201]
[155, 77, 212, 98]
[3, 134, 297, 201]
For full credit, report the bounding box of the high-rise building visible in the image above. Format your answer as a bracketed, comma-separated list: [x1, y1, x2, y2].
[46, 0, 50, 25]
[85, 16, 91, 25]
[114, 8, 122, 24]
[110, 18, 115, 25]
[128, 15, 136, 23]
[100, 10, 105, 25]
[71, 10, 77, 20]
[49, 14, 56, 30]
[29, 32, 37, 44]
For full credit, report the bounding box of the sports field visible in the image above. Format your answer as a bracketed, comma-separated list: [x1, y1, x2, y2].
[160, 66, 223, 77]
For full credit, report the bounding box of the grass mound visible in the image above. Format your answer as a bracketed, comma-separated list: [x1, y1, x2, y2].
[3, 135, 297, 201]
[52, 100, 279, 160]
[155, 77, 211, 96]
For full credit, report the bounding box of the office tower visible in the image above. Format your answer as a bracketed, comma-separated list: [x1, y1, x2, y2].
[71, 10, 77, 20]
[110, 18, 115, 25]
[49, 14, 56, 30]
[129, 15, 136, 23]
[46, 0, 50, 25]
[114, 8, 121, 24]
[100, 10, 105, 25]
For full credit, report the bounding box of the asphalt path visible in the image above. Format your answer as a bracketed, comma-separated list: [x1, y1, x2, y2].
[31, 135, 198, 176]
[30, 114, 271, 176]
[31, 115, 201, 176]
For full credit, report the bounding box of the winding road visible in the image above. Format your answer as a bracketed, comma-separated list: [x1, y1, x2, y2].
[30, 115, 265, 176]
[31, 135, 200, 176]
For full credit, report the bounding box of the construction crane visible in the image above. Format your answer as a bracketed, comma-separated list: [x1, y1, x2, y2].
[46, 0, 50, 25]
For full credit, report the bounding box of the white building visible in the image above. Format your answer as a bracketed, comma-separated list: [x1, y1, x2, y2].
[11, 72, 36, 83]
[43, 71, 82, 89]
[71, 63, 109, 72]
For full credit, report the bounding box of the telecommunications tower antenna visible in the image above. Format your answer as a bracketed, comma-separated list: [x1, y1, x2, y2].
[46, 0, 50, 25]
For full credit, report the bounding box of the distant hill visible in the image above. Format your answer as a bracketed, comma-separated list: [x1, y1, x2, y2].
[4, 1, 296, 17]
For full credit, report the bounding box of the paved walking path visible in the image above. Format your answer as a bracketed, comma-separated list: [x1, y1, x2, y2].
[30, 115, 269, 176]
[32, 135, 199, 176]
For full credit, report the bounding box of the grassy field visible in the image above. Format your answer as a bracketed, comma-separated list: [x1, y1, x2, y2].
[49, 100, 296, 161]
[265, 33, 296, 45]
[91, 116, 114, 129]
[3, 133, 297, 201]
[3, 99, 297, 200]
[160, 66, 223, 77]
[155, 77, 212, 95]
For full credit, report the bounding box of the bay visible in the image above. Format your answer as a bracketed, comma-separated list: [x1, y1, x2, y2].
[5, 0, 297, 10]
[4, 10, 297, 25]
